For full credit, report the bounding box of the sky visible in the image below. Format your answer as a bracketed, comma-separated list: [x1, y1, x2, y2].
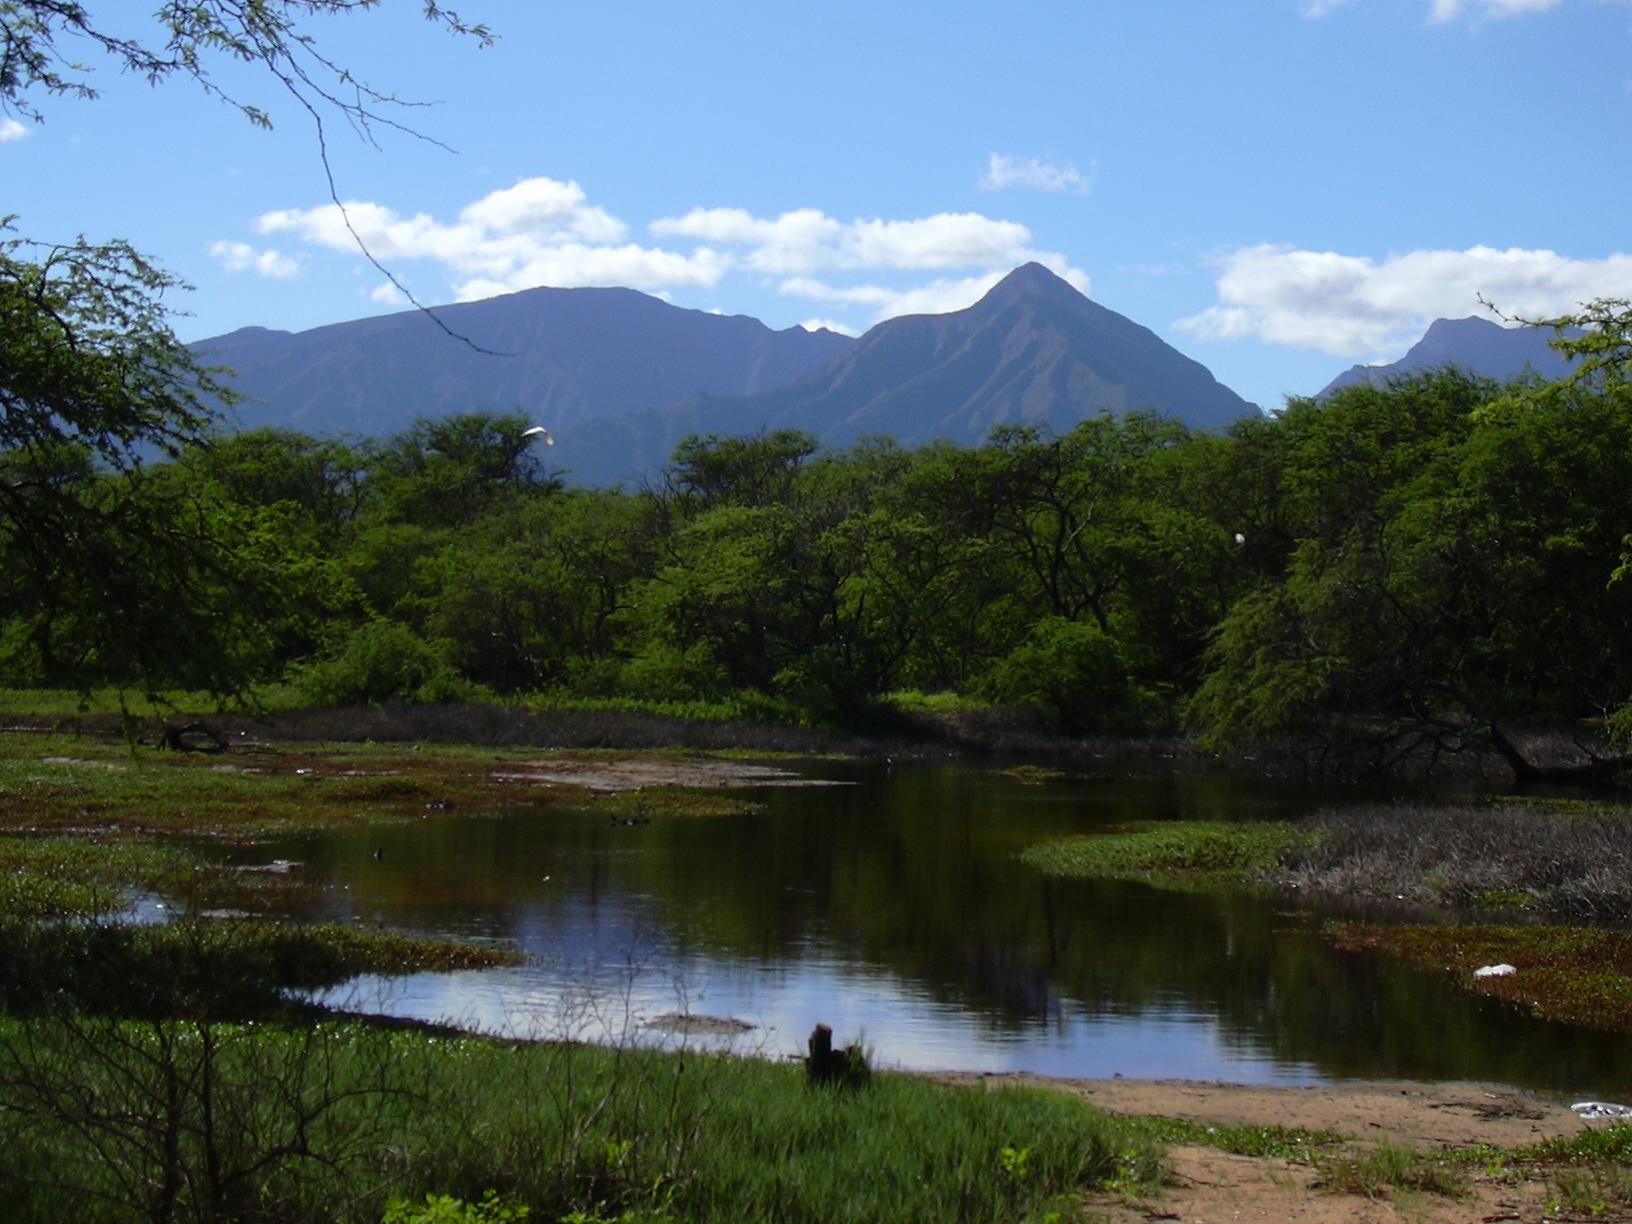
[5, 0, 1631, 409]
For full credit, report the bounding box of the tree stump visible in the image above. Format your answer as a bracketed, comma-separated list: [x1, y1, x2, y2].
[804, 1022, 869, 1089]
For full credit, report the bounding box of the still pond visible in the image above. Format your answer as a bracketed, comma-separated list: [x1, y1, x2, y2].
[210, 762, 1632, 1100]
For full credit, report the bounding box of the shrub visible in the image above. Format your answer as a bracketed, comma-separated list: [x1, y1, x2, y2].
[978, 617, 1158, 733]
[295, 621, 478, 707]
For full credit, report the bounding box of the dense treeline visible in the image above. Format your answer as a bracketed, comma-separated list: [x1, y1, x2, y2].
[4, 325, 1630, 762]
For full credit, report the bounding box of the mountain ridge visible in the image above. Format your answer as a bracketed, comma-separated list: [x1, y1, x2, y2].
[192, 284, 854, 438]
[550, 263, 1259, 485]
[1319, 315, 1580, 397]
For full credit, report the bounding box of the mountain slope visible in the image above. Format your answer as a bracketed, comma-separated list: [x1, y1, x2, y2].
[192, 286, 853, 437]
[555, 263, 1259, 486]
[1319, 316, 1580, 397]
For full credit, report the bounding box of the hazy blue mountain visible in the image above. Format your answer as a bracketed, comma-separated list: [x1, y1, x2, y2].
[1319, 315, 1580, 397]
[192, 286, 853, 437]
[555, 263, 1260, 487]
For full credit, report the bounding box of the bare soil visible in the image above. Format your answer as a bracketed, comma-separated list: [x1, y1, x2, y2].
[938, 1073, 1631, 1222]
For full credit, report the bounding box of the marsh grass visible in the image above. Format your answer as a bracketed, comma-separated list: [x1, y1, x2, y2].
[573, 788, 768, 821]
[0, 836, 186, 917]
[1328, 922, 1632, 1031]
[1282, 801, 1632, 921]
[0, 1020, 1161, 1224]
[1021, 821, 1314, 887]
[0, 918, 520, 1018]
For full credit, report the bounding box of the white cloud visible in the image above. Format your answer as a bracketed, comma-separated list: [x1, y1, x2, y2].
[651, 206, 1043, 274]
[799, 318, 858, 336]
[979, 153, 1092, 195]
[1300, 0, 1357, 14]
[448, 244, 729, 300]
[209, 240, 299, 279]
[249, 177, 1087, 324]
[457, 177, 626, 244]
[1176, 243, 1632, 356]
[780, 255, 1090, 323]
[1428, 0, 1560, 19]
[0, 117, 28, 143]
[369, 281, 410, 305]
[257, 178, 728, 296]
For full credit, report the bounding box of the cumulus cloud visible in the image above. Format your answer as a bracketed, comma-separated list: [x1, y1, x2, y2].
[457, 177, 626, 244]
[369, 281, 411, 306]
[257, 177, 727, 297]
[780, 256, 1090, 323]
[209, 240, 299, 279]
[249, 176, 1085, 326]
[651, 206, 1040, 274]
[0, 117, 27, 143]
[978, 153, 1092, 195]
[1176, 243, 1632, 356]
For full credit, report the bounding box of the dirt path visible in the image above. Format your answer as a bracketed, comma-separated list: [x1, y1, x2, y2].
[938, 1073, 1628, 1222]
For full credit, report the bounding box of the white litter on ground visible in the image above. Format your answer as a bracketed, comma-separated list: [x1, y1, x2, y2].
[1472, 963, 1518, 978]
[1572, 1101, 1632, 1119]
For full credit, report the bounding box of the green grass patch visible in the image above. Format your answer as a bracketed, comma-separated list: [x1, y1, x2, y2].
[1021, 820, 1315, 887]
[0, 685, 307, 719]
[1505, 1123, 1632, 1167]
[573, 787, 767, 821]
[0, 918, 520, 1018]
[881, 688, 992, 715]
[1328, 922, 1632, 1032]
[523, 690, 811, 727]
[1122, 1115, 1343, 1160]
[0, 836, 187, 918]
[0, 1021, 1162, 1223]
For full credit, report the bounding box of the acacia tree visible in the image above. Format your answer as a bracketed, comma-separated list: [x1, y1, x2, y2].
[0, 2, 490, 697]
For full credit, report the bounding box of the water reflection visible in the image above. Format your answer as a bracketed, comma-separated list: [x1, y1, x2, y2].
[238, 764, 1632, 1097]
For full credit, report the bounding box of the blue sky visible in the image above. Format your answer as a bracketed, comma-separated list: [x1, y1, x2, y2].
[6, 0, 1630, 408]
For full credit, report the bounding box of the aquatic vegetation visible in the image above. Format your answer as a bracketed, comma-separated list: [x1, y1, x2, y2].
[1328, 922, 1632, 1032]
[1020, 820, 1313, 886]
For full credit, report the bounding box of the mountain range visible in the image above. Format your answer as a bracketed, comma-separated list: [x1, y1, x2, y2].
[194, 286, 852, 439]
[550, 264, 1260, 485]
[1318, 315, 1580, 397]
[195, 264, 1260, 487]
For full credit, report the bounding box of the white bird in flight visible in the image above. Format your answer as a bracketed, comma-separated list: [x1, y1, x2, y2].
[522, 425, 555, 446]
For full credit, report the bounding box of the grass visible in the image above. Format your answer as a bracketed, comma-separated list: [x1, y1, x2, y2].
[0, 684, 307, 720]
[0, 917, 521, 1018]
[0, 1019, 1163, 1223]
[1313, 1140, 1469, 1199]
[1279, 800, 1632, 922]
[1020, 820, 1315, 887]
[1328, 922, 1632, 1031]
[571, 787, 768, 821]
[1122, 1115, 1343, 1160]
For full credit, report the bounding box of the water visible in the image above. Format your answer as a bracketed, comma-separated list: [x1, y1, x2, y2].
[227, 762, 1632, 1098]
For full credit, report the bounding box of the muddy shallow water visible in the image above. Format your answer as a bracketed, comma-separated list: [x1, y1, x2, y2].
[219, 762, 1632, 1100]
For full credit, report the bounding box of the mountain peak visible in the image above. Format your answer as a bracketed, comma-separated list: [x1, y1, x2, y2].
[980, 262, 1080, 306]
